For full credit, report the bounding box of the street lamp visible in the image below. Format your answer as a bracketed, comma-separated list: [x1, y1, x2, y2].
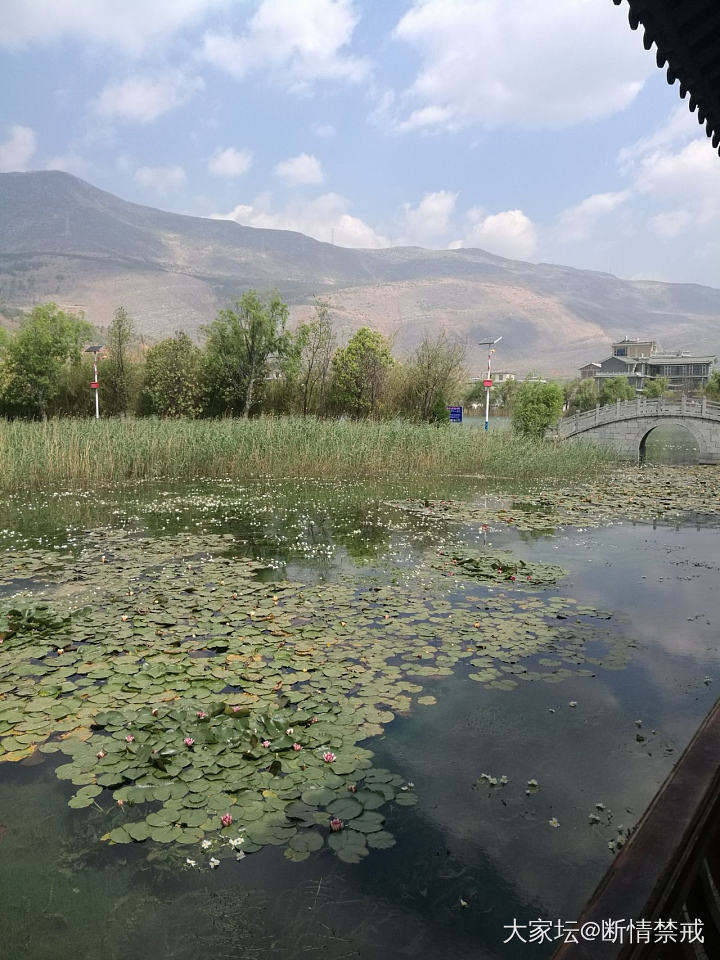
[84, 345, 104, 419]
[477, 337, 502, 432]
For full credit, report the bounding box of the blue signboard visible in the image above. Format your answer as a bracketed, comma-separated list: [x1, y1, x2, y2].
[448, 405, 463, 422]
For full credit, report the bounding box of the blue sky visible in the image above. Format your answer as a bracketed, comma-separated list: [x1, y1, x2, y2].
[1, 0, 719, 287]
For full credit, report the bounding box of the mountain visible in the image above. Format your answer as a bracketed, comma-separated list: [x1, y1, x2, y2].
[1, 170, 719, 376]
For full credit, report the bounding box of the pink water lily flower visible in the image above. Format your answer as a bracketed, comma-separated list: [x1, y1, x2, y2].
[221, 813, 233, 827]
[96, 750, 106, 759]
[125, 735, 135, 743]
[323, 751, 336, 763]
[329, 818, 343, 832]
[196, 711, 207, 719]
[231, 705, 242, 713]
[261, 739, 271, 748]
[310, 716, 319, 724]
[184, 737, 195, 747]
[292, 743, 302, 752]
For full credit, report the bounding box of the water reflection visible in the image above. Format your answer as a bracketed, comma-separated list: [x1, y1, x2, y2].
[641, 423, 700, 465]
[0, 476, 719, 960]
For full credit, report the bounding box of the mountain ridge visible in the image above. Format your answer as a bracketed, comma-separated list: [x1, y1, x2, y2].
[1, 171, 718, 375]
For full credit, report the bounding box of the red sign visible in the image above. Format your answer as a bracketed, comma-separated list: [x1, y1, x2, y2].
[483, 379, 493, 387]
[90, 381, 99, 389]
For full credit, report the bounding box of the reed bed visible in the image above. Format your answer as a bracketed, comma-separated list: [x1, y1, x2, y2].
[0, 417, 614, 492]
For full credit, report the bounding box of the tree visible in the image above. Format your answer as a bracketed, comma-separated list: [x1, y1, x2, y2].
[330, 328, 393, 418]
[0, 303, 93, 419]
[704, 370, 720, 402]
[140, 333, 202, 417]
[402, 331, 466, 422]
[642, 376, 672, 400]
[204, 290, 291, 417]
[298, 299, 336, 416]
[599, 376, 634, 405]
[102, 306, 134, 416]
[465, 377, 517, 414]
[565, 377, 599, 413]
[511, 381, 564, 439]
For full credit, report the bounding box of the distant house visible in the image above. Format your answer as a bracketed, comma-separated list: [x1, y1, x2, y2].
[469, 371, 515, 385]
[580, 337, 715, 394]
[579, 362, 601, 379]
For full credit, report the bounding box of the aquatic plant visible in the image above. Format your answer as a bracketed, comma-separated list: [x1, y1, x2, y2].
[0, 528, 626, 864]
[0, 416, 614, 492]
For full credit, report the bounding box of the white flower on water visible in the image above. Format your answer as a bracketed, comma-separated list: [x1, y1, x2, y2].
[235, 850, 246, 861]
[201, 839, 212, 851]
[209, 857, 220, 869]
[185, 858, 197, 867]
[228, 837, 245, 850]
[549, 817, 560, 828]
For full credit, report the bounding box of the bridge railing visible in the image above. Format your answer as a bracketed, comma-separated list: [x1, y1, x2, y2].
[557, 397, 720, 438]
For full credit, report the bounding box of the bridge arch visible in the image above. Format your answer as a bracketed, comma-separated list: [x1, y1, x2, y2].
[554, 399, 720, 465]
[636, 420, 702, 464]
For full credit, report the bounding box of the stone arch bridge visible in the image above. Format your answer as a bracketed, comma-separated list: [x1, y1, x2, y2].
[552, 397, 720, 464]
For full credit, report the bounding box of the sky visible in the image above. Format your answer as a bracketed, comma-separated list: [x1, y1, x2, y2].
[1, 0, 719, 288]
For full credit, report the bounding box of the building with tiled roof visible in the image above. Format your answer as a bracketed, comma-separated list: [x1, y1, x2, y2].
[581, 337, 716, 394]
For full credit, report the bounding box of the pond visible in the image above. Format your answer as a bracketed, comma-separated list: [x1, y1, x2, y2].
[1, 469, 719, 960]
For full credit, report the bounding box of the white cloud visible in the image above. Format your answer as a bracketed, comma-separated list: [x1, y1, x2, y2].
[557, 190, 630, 241]
[543, 109, 720, 283]
[399, 190, 458, 246]
[1, 0, 225, 56]
[211, 188, 542, 258]
[208, 147, 253, 178]
[201, 0, 369, 91]
[649, 209, 693, 240]
[45, 150, 90, 176]
[135, 164, 187, 194]
[274, 153, 324, 186]
[383, 0, 651, 132]
[0, 124, 37, 171]
[617, 105, 699, 172]
[633, 139, 720, 206]
[94, 71, 204, 124]
[211, 192, 388, 247]
[461, 208, 538, 259]
[312, 122, 336, 138]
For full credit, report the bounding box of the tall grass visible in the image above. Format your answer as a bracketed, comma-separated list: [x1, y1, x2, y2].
[0, 417, 614, 492]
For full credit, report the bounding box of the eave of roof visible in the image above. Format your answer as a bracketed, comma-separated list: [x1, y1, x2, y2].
[613, 0, 720, 155]
[646, 355, 716, 363]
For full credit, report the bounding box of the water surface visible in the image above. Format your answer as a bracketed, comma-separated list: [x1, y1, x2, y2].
[0, 475, 718, 960]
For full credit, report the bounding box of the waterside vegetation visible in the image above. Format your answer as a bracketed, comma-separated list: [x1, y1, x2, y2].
[0, 416, 613, 492]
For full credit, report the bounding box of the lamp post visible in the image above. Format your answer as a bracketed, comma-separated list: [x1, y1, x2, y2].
[84, 345, 103, 419]
[478, 337, 502, 431]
